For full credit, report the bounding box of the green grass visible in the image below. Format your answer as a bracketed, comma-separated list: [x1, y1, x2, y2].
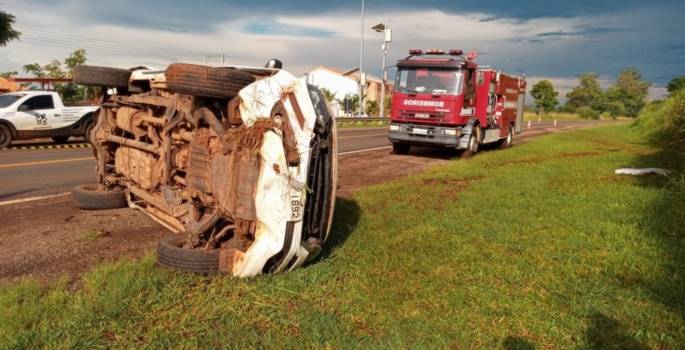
[2, 125, 684, 349]
[523, 111, 582, 121]
[337, 119, 390, 129]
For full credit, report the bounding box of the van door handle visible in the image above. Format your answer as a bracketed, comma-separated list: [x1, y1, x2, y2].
[54, 114, 61, 117]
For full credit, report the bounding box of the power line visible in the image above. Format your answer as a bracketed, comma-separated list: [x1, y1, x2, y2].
[14, 27, 229, 65]
[17, 27, 218, 57]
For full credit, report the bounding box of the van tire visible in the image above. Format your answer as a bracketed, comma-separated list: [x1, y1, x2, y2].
[165, 63, 256, 99]
[73, 65, 131, 88]
[71, 184, 127, 210]
[157, 234, 220, 274]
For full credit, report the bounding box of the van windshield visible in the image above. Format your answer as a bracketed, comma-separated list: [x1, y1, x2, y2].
[0, 94, 22, 108]
[395, 68, 464, 95]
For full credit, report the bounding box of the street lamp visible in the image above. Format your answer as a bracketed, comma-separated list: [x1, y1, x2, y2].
[372, 23, 392, 117]
[358, 0, 365, 117]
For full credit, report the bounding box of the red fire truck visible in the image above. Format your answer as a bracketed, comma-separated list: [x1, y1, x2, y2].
[388, 49, 526, 155]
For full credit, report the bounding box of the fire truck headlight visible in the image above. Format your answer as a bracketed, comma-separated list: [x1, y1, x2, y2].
[444, 128, 458, 136]
[389, 124, 400, 131]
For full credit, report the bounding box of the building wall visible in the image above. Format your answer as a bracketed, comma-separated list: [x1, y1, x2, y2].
[307, 68, 359, 117]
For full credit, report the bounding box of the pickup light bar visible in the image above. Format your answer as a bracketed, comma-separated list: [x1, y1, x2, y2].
[449, 49, 463, 56]
[426, 49, 445, 55]
[408, 49, 423, 55]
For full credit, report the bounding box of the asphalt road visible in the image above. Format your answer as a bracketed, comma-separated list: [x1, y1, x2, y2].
[0, 120, 606, 202]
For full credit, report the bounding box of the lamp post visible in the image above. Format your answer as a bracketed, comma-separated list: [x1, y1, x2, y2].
[372, 23, 392, 117]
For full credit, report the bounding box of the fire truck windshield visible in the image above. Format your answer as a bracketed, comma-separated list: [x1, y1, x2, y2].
[395, 68, 464, 95]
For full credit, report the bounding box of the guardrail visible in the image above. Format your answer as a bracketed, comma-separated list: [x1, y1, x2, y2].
[336, 117, 390, 128]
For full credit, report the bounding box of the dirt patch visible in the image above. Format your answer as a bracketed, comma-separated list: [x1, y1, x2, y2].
[0, 197, 164, 284]
[500, 151, 603, 166]
[421, 175, 484, 186]
[337, 147, 453, 197]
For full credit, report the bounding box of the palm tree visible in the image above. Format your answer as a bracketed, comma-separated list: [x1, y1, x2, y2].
[0, 10, 20, 47]
[319, 88, 336, 103]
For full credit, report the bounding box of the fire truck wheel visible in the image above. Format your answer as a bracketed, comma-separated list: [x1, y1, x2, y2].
[157, 234, 220, 274]
[71, 184, 127, 210]
[73, 65, 132, 88]
[392, 142, 411, 155]
[165, 63, 256, 99]
[461, 126, 480, 158]
[499, 126, 514, 149]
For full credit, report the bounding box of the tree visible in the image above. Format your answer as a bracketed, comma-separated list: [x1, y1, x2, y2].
[22, 49, 90, 103]
[530, 80, 559, 116]
[667, 76, 685, 95]
[337, 94, 361, 115]
[319, 88, 336, 103]
[383, 95, 392, 117]
[365, 100, 379, 117]
[606, 68, 651, 118]
[64, 49, 87, 76]
[0, 9, 20, 46]
[0, 70, 17, 78]
[566, 73, 605, 112]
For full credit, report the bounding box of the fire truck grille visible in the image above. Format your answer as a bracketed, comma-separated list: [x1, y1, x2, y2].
[401, 112, 444, 120]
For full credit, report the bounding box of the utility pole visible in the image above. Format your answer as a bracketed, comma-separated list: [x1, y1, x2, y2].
[359, 0, 365, 116]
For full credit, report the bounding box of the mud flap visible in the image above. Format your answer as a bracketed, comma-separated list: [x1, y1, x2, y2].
[457, 119, 478, 150]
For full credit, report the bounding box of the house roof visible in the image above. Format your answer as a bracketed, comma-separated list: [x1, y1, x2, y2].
[308, 66, 348, 75]
[0, 78, 21, 92]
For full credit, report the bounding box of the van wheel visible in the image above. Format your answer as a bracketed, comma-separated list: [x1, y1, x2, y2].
[51, 136, 70, 144]
[461, 126, 480, 158]
[0, 124, 12, 149]
[71, 184, 127, 210]
[392, 142, 411, 155]
[73, 65, 131, 88]
[165, 63, 256, 99]
[157, 234, 220, 274]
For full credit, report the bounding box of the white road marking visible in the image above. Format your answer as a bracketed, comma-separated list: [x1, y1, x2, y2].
[0, 192, 70, 207]
[339, 146, 392, 155]
[338, 132, 388, 139]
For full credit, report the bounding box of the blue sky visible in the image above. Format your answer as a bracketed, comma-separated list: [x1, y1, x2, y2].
[2, 0, 684, 99]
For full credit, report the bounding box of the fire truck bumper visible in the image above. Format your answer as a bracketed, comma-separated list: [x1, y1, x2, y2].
[388, 123, 464, 148]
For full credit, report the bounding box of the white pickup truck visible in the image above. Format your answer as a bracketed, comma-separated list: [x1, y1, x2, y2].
[0, 91, 99, 148]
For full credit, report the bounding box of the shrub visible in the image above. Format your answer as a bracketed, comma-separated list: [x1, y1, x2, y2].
[635, 89, 685, 151]
[576, 106, 600, 120]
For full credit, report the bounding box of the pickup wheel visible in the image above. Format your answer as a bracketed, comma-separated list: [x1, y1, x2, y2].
[73, 65, 131, 88]
[392, 142, 411, 155]
[0, 124, 12, 149]
[157, 234, 220, 274]
[165, 63, 256, 99]
[83, 121, 94, 144]
[71, 184, 127, 210]
[51, 136, 70, 144]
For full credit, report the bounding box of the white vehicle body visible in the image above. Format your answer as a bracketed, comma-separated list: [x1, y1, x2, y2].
[0, 91, 98, 146]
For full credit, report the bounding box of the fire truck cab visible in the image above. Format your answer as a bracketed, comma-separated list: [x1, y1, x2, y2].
[388, 49, 526, 155]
